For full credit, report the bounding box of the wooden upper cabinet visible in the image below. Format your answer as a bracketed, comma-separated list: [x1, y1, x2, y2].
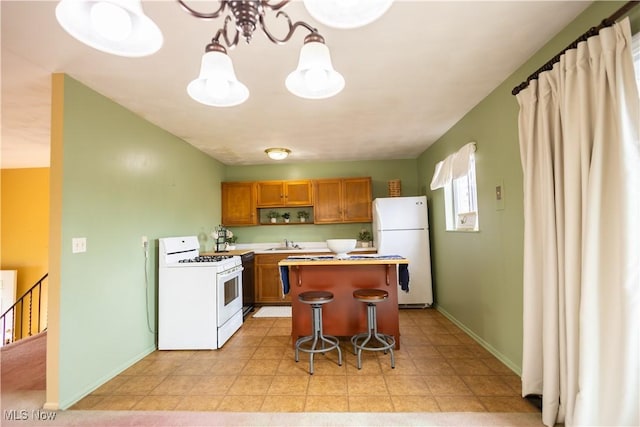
[342, 177, 372, 222]
[256, 181, 283, 207]
[221, 182, 257, 226]
[257, 180, 313, 207]
[313, 179, 343, 223]
[314, 177, 372, 223]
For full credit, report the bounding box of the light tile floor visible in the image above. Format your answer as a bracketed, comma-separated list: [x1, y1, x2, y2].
[71, 308, 539, 413]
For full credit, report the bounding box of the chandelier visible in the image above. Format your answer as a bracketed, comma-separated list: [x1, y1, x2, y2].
[55, 0, 393, 107]
[179, 0, 344, 107]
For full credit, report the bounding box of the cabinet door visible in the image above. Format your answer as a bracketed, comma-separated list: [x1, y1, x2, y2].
[342, 177, 372, 222]
[257, 180, 313, 207]
[284, 180, 313, 206]
[255, 254, 291, 303]
[313, 179, 343, 223]
[257, 181, 285, 207]
[222, 182, 257, 226]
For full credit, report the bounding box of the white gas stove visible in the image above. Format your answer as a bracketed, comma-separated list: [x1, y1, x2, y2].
[158, 236, 243, 350]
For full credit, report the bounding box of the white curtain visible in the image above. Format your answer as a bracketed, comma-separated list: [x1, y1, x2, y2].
[516, 18, 639, 427]
[430, 141, 476, 190]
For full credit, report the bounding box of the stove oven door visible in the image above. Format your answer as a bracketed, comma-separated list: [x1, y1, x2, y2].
[216, 265, 243, 328]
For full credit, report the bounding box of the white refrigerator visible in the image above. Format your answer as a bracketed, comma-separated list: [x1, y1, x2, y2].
[373, 196, 433, 306]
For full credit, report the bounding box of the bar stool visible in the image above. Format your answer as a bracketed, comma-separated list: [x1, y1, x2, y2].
[351, 288, 395, 370]
[295, 290, 343, 375]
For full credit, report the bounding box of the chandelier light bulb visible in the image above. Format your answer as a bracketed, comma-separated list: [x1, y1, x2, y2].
[205, 75, 232, 100]
[90, 2, 132, 42]
[304, 68, 329, 92]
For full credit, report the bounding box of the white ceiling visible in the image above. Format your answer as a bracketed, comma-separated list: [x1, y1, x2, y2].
[1, 0, 591, 168]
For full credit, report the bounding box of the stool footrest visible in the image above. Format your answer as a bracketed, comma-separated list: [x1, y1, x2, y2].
[296, 334, 341, 354]
[351, 332, 395, 370]
[351, 332, 395, 352]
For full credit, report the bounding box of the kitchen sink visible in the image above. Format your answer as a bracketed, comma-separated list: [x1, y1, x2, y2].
[266, 246, 303, 251]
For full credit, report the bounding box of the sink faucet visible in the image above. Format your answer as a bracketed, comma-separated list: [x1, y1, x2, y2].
[284, 239, 300, 249]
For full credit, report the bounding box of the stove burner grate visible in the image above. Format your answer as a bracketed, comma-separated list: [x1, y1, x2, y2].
[179, 255, 232, 263]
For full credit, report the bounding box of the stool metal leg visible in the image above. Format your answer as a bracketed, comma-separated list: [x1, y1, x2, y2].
[295, 303, 342, 374]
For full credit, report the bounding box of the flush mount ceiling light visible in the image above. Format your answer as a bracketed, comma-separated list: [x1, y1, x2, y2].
[265, 148, 291, 160]
[302, 0, 393, 29]
[55, 0, 163, 57]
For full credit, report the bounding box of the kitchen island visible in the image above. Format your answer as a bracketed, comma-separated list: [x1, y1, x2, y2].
[279, 255, 408, 350]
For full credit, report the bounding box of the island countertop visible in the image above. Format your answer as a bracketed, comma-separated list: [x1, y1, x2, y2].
[279, 254, 408, 266]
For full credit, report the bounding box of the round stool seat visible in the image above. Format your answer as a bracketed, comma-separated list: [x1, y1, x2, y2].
[299, 290, 334, 304]
[353, 289, 388, 303]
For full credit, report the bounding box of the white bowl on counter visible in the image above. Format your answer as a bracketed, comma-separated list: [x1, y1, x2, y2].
[326, 239, 357, 259]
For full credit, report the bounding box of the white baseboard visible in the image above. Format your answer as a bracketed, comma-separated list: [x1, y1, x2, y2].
[435, 306, 522, 376]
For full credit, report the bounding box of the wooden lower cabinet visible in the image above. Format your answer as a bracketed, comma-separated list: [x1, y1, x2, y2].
[255, 254, 292, 304]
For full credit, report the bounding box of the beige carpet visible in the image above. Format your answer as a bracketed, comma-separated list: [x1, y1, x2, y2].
[1, 331, 46, 391]
[252, 306, 292, 318]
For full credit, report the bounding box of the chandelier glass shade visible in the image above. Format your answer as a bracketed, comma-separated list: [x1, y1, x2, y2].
[55, 0, 163, 57]
[265, 148, 291, 160]
[285, 38, 345, 100]
[302, 0, 393, 29]
[187, 49, 250, 107]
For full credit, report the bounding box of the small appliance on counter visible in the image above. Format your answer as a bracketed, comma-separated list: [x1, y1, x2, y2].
[158, 236, 243, 350]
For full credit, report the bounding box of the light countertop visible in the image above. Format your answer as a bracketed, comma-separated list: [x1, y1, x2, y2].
[205, 241, 376, 256]
[279, 254, 408, 266]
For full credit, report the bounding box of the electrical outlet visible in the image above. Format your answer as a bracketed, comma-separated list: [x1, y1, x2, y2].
[72, 237, 87, 253]
[141, 236, 148, 248]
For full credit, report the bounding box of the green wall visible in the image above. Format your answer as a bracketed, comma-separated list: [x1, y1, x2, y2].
[54, 76, 225, 409]
[223, 159, 419, 244]
[417, 1, 638, 373]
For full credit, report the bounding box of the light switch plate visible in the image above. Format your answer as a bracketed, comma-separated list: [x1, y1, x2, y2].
[496, 179, 505, 210]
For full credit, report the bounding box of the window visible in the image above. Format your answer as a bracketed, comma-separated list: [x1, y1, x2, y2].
[430, 142, 479, 231]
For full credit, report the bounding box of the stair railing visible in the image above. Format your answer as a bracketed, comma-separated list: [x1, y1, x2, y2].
[1, 273, 48, 346]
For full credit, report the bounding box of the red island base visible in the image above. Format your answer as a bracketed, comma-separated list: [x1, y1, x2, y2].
[279, 260, 406, 350]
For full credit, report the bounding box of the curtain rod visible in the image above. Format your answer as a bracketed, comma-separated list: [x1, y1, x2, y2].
[511, 1, 639, 96]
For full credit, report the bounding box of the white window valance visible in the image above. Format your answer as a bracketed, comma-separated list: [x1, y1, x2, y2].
[429, 142, 477, 190]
